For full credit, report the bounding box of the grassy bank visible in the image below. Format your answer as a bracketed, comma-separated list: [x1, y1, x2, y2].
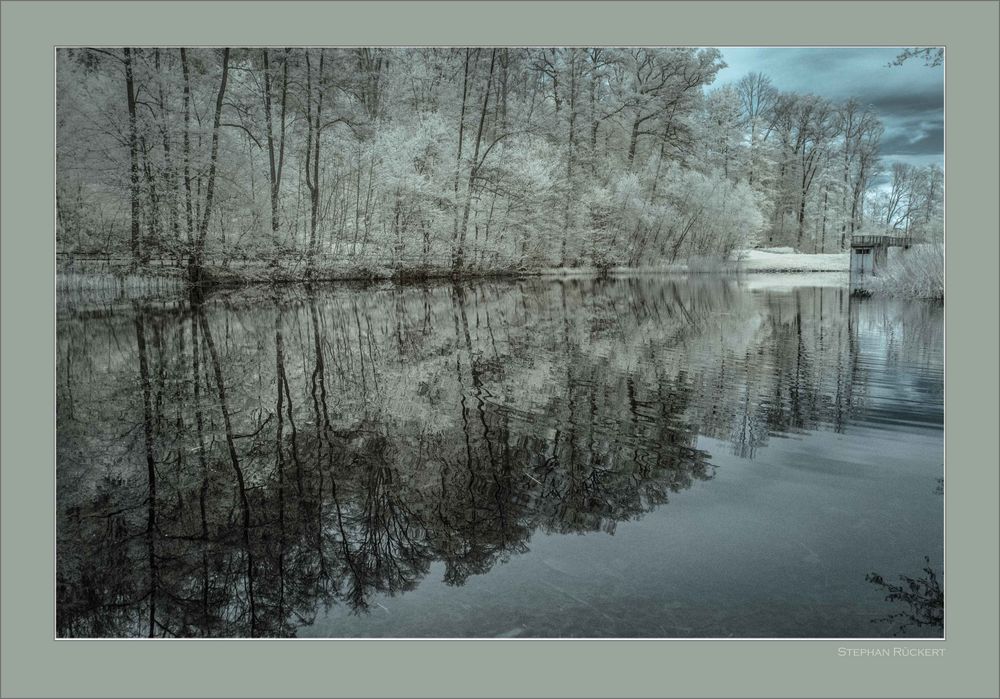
[735, 248, 849, 273]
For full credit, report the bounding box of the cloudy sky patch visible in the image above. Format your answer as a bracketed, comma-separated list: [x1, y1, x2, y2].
[714, 47, 944, 174]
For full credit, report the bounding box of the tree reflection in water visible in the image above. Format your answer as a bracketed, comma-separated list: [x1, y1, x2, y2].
[55, 278, 941, 637]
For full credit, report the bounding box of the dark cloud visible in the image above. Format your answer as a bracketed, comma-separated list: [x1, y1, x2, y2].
[881, 123, 944, 156]
[715, 48, 944, 167]
[864, 90, 944, 116]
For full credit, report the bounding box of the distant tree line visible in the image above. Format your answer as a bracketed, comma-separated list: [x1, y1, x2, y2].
[56, 48, 941, 277]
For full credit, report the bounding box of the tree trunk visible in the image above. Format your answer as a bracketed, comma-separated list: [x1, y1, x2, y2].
[153, 50, 180, 261]
[124, 48, 141, 264]
[189, 48, 230, 283]
[141, 135, 160, 260]
[797, 189, 807, 247]
[562, 50, 577, 266]
[454, 49, 496, 273]
[588, 49, 600, 174]
[627, 116, 640, 168]
[304, 50, 325, 271]
[263, 50, 280, 240]
[452, 49, 470, 251]
[180, 49, 194, 249]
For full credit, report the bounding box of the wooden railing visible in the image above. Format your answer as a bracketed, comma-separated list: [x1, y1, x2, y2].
[849, 234, 924, 248]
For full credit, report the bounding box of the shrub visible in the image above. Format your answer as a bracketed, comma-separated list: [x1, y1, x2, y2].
[871, 243, 943, 299]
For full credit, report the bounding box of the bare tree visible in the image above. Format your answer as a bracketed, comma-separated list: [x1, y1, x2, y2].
[736, 71, 776, 187]
[263, 49, 289, 243]
[189, 49, 231, 282]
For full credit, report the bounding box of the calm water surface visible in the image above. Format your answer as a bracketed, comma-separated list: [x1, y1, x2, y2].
[56, 276, 943, 638]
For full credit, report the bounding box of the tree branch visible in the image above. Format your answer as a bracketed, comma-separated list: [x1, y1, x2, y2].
[222, 122, 262, 149]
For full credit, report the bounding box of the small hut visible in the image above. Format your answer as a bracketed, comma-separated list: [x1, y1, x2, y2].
[849, 234, 917, 285]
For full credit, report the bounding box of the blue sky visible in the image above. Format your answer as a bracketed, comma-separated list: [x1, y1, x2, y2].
[714, 48, 944, 173]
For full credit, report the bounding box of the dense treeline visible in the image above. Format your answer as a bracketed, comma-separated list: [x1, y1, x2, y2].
[56, 48, 942, 277]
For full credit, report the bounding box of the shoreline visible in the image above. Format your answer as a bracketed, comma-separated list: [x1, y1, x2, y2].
[56, 248, 853, 288]
[56, 260, 851, 289]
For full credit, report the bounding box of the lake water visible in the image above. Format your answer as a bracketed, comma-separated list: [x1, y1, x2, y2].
[56, 275, 943, 638]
